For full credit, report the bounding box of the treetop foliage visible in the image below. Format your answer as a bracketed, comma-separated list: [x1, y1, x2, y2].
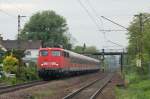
[19, 10, 72, 49]
[73, 44, 98, 53]
[128, 13, 150, 57]
[127, 13, 150, 73]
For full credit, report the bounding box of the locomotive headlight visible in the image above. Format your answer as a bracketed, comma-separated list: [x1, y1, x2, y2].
[41, 62, 48, 66]
[41, 64, 44, 66]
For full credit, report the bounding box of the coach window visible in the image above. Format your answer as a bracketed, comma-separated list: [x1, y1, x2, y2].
[66, 52, 69, 57]
[63, 51, 69, 58]
[52, 51, 61, 56]
[63, 52, 66, 57]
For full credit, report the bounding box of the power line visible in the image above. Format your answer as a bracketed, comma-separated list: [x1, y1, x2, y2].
[85, 0, 125, 48]
[99, 29, 127, 32]
[77, 0, 108, 48]
[99, 16, 128, 48]
[0, 9, 16, 19]
[86, 0, 107, 39]
[76, 0, 125, 48]
[86, 0, 103, 27]
[77, 0, 101, 30]
[107, 39, 125, 48]
[86, 0, 107, 43]
[101, 16, 128, 30]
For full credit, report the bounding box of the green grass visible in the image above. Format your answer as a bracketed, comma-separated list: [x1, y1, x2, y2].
[115, 87, 150, 99]
[0, 77, 26, 85]
[116, 74, 150, 99]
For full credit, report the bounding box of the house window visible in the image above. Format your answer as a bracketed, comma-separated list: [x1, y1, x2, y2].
[25, 51, 31, 56]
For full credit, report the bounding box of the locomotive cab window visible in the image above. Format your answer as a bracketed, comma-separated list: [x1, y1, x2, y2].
[40, 50, 48, 56]
[52, 51, 61, 56]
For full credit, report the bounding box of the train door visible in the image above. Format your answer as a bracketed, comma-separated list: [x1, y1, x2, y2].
[62, 51, 70, 71]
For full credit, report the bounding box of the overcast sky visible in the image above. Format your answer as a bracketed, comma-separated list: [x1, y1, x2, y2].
[0, 0, 150, 50]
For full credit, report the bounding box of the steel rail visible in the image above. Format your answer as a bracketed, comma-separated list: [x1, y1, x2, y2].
[63, 73, 113, 99]
[0, 80, 47, 94]
[90, 74, 112, 99]
[63, 77, 105, 99]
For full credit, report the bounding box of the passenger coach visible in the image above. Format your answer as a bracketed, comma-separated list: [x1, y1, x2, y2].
[37, 48, 100, 79]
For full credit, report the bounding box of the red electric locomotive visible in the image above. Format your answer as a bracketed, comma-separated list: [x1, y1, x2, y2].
[37, 48, 100, 79]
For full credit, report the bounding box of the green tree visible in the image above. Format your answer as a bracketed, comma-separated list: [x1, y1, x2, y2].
[128, 13, 150, 73]
[73, 45, 98, 53]
[19, 10, 72, 49]
[84, 46, 98, 53]
[73, 45, 84, 53]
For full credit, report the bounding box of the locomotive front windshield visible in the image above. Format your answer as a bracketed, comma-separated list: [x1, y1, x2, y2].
[51, 51, 61, 56]
[40, 50, 48, 56]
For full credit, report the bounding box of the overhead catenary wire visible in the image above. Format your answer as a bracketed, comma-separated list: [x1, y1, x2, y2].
[100, 16, 129, 48]
[77, 0, 101, 30]
[86, 0, 108, 48]
[99, 29, 127, 32]
[101, 16, 128, 30]
[86, 0, 104, 28]
[107, 39, 125, 47]
[86, 0, 108, 49]
[77, 0, 125, 48]
[0, 9, 16, 19]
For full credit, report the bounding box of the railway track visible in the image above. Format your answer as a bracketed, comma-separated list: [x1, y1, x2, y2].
[0, 80, 47, 95]
[63, 73, 113, 99]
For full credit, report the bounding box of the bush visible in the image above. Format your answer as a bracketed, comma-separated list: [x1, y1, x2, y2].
[3, 55, 19, 74]
[24, 64, 39, 81]
[0, 50, 40, 85]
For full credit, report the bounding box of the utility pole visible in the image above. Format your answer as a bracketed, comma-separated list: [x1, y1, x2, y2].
[17, 15, 26, 49]
[139, 13, 143, 67]
[135, 13, 144, 68]
[102, 49, 105, 72]
[18, 15, 26, 39]
[18, 15, 20, 39]
[17, 15, 26, 77]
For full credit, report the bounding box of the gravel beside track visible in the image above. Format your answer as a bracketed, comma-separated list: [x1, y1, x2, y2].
[0, 72, 106, 99]
[0, 72, 124, 99]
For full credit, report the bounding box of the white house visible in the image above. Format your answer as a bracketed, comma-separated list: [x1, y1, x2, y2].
[23, 49, 39, 63]
[0, 37, 42, 63]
